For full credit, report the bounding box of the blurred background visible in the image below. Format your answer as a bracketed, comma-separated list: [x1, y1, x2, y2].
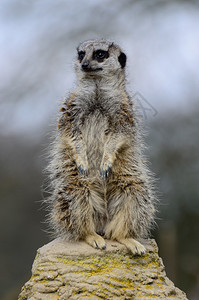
[0, 0, 199, 299]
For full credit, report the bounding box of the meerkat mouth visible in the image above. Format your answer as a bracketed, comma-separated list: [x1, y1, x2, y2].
[83, 68, 103, 73]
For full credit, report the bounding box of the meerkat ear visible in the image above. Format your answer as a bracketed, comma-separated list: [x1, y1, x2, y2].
[118, 52, 126, 69]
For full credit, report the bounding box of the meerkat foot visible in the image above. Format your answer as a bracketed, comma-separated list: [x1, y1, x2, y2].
[85, 233, 106, 250]
[117, 238, 146, 256]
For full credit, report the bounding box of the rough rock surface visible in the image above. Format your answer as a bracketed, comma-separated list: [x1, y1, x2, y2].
[18, 238, 187, 300]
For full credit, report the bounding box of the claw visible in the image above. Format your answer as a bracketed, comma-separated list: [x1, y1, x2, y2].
[94, 241, 99, 249]
[100, 166, 111, 179]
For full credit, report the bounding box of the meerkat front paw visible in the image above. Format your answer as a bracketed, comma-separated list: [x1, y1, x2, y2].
[85, 233, 106, 250]
[76, 158, 89, 176]
[100, 159, 112, 178]
[77, 165, 89, 176]
[117, 238, 146, 256]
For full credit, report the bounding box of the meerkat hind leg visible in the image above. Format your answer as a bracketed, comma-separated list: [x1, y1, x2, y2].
[116, 238, 146, 256]
[85, 233, 106, 250]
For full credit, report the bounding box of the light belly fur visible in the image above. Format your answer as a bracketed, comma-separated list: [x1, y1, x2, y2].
[82, 111, 107, 175]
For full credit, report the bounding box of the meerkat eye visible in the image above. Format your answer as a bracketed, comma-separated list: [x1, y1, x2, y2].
[93, 50, 109, 61]
[78, 51, 85, 61]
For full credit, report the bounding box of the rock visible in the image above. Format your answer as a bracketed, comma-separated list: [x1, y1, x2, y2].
[18, 238, 187, 299]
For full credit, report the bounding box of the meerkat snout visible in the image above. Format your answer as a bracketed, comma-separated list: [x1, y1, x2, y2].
[81, 59, 90, 70]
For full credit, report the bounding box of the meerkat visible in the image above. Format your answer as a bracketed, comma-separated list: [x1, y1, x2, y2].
[46, 39, 156, 255]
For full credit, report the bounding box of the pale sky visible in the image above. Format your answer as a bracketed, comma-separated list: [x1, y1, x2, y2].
[0, 0, 199, 136]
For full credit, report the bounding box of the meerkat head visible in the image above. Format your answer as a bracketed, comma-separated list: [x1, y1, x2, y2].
[75, 39, 126, 79]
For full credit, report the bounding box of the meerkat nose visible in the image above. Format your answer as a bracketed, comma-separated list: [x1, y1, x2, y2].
[82, 60, 90, 70]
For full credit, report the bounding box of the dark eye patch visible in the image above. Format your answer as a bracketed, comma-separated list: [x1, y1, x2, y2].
[93, 50, 109, 61]
[78, 51, 85, 61]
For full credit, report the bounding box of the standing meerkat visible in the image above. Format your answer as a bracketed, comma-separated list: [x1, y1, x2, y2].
[46, 39, 156, 255]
